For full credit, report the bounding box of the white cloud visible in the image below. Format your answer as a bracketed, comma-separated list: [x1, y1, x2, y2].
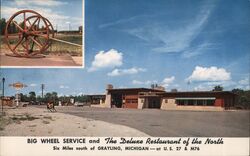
[187, 66, 231, 82]
[193, 80, 237, 91]
[181, 42, 216, 58]
[107, 67, 146, 76]
[126, 5, 213, 54]
[239, 77, 249, 85]
[194, 84, 214, 91]
[1, 2, 82, 31]
[100, 2, 215, 56]
[132, 76, 175, 89]
[237, 77, 250, 90]
[77, 92, 84, 96]
[57, 93, 64, 97]
[99, 14, 150, 29]
[161, 76, 175, 87]
[59, 85, 69, 89]
[30, 83, 37, 87]
[88, 49, 123, 72]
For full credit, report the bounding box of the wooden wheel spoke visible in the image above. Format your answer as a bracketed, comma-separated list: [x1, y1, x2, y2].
[24, 12, 27, 31]
[36, 34, 49, 39]
[27, 20, 32, 26]
[36, 37, 45, 45]
[13, 21, 24, 32]
[21, 40, 26, 49]
[37, 18, 40, 30]
[7, 33, 22, 37]
[25, 37, 29, 51]
[30, 37, 43, 48]
[27, 20, 35, 31]
[12, 37, 24, 51]
[5, 10, 55, 57]
[30, 30, 48, 35]
[8, 33, 22, 36]
[28, 17, 39, 31]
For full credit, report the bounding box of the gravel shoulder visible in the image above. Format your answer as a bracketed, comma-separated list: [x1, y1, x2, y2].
[0, 106, 149, 137]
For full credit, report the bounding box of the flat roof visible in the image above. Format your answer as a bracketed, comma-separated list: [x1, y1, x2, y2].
[138, 90, 236, 98]
[175, 97, 216, 100]
[162, 91, 236, 96]
[164, 91, 234, 94]
[108, 88, 165, 93]
[107, 87, 236, 97]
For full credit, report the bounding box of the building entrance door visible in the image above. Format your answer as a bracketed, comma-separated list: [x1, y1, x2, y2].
[148, 97, 161, 108]
[111, 94, 122, 108]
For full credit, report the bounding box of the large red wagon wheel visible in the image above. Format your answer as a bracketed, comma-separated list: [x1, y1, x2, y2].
[5, 10, 51, 58]
[26, 15, 55, 52]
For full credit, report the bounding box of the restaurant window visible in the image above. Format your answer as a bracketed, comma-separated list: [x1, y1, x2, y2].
[187, 100, 194, 105]
[197, 100, 203, 106]
[176, 100, 185, 105]
[207, 100, 215, 106]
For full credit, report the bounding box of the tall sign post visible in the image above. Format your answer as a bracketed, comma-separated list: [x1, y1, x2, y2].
[9, 82, 27, 107]
[1, 78, 5, 115]
[41, 84, 45, 104]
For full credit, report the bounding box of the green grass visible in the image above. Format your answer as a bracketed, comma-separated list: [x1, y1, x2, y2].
[0, 34, 83, 56]
[0, 117, 11, 131]
[43, 116, 54, 121]
[48, 34, 82, 56]
[11, 114, 39, 122]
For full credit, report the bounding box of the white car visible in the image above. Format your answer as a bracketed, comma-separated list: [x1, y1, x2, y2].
[74, 102, 84, 107]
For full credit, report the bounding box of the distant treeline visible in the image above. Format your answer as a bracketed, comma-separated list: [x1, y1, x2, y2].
[232, 89, 250, 109]
[0, 18, 7, 35]
[18, 91, 91, 105]
[9, 88, 249, 109]
[0, 18, 19, 35]
[0, 18, 83, 35]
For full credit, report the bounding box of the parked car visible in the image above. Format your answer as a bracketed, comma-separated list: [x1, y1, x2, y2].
[74, 102, 84, 107]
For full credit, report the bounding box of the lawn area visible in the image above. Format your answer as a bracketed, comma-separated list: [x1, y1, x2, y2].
[0, 34, 83, 56]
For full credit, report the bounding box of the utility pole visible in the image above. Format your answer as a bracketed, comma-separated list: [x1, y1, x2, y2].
[2, 78, 5, 115]
[41, 84, 45, 103]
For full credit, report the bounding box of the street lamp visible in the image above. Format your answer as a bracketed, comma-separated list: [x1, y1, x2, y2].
[2, 77, 5, 114]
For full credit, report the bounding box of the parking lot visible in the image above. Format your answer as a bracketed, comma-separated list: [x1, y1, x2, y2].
[53, 106, 250, 137]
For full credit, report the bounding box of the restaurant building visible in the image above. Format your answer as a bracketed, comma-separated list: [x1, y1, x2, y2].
[99, 85, 236, 111]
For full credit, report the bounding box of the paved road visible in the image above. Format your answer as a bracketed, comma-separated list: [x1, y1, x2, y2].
[53, 106, 249, 137]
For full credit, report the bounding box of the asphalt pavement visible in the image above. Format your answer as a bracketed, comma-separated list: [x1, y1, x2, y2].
[53, 106, 250, 137]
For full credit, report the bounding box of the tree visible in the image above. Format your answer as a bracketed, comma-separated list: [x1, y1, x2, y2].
[74, 95, 89, 102]
[9, 22, 18, 34]
[0, 18, 7, 35]
[151, 84, 158, 89]
[232, 88, 244, 95]
[36, 95, 42, 104]
[20, 93, 29, 102]
[44, 92, 58, 104]
[44, 92, 52, 102]
[232, 88, 250, 109]
[29, 91, 36, 102]
[212, 85, 223, 91]
[51, 92, 58, 105]
[171, 89, 178, 92]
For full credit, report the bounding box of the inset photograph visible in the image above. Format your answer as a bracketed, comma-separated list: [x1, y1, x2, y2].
[0, 0, 84, 67]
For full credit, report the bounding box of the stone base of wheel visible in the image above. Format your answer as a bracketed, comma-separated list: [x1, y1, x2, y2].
[5, 53, 45, 58]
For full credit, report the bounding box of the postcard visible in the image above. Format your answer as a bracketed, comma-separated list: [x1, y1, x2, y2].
[0, 0, 249, 156]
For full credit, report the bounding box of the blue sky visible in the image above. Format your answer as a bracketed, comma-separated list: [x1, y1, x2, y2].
[0, 0, 249, 96]
[1, 0, 82, 31]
